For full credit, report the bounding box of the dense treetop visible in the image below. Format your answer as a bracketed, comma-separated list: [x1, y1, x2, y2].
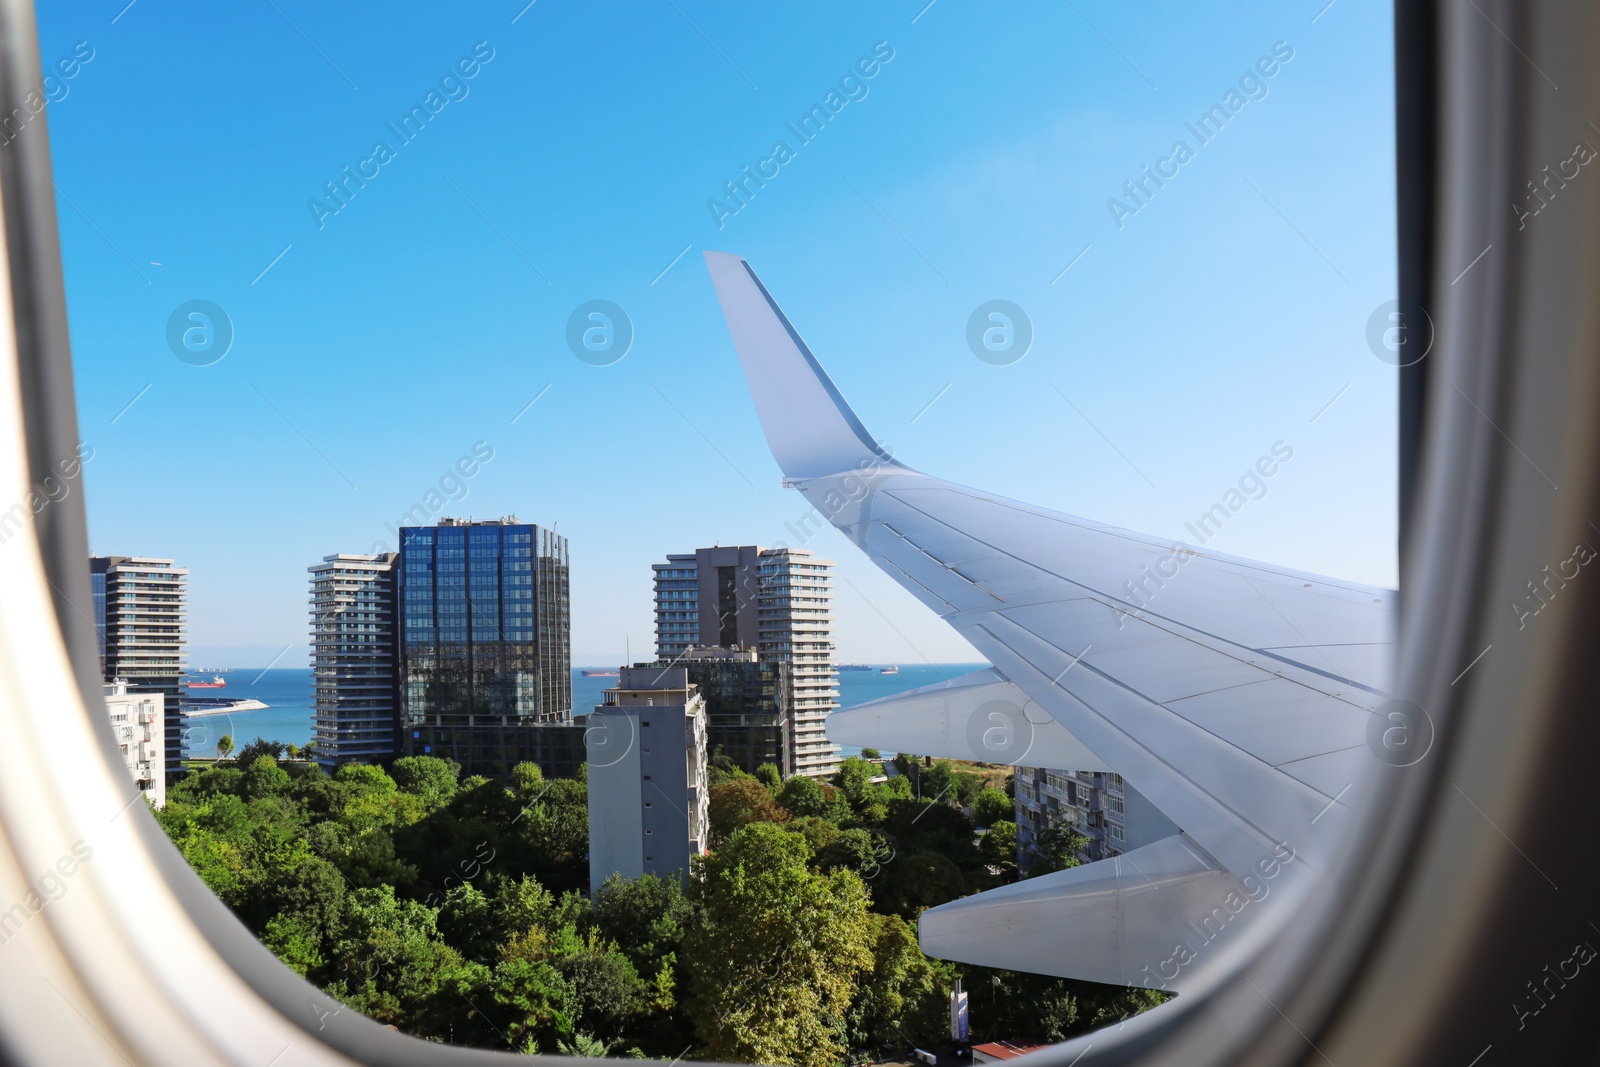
[158, 749, 1165, 1062]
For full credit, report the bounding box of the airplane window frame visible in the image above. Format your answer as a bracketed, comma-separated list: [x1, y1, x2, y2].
[3, 1, 1596, 1066]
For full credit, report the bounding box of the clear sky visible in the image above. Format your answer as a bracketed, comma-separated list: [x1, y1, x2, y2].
[38, 0, 1397, 667]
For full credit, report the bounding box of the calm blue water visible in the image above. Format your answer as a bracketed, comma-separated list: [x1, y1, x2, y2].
[190, 664, 991, 758]
[572, 661, 991, 757]
[180, 668, 315, 756]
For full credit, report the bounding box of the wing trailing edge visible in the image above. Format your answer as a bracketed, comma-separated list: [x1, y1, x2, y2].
[919, 833, 1304, 992]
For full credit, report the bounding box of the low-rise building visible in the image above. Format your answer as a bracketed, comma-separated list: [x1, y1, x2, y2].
[104, 679, 163, 809]
[972, 1038, 1053, 1064]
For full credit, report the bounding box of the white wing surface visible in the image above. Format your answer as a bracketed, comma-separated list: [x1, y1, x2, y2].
[704, 252, 1395, 989]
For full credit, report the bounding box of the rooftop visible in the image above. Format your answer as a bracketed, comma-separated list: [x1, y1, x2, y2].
[972, 1039, 1053, 1062]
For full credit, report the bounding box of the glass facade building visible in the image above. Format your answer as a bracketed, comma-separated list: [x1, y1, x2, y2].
[670, 648, 790, 776]
[397, 517, 572, 778]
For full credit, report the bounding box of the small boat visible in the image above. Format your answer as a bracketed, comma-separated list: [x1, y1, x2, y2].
[879, 665, 899, 675]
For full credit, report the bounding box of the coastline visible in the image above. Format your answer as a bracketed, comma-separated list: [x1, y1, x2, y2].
[185, 699, 269, 717]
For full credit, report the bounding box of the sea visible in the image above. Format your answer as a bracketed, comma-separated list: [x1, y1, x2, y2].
[182, 663, 991, 759]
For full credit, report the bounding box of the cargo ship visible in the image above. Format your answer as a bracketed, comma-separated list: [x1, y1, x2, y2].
[580, 668, 620, 678]
[835, 664, 872, 672]
[879, 665, 899, 675]
[185, 676, 227, 689]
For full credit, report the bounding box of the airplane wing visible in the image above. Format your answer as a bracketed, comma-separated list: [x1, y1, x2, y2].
[704, 251, 1396, 990]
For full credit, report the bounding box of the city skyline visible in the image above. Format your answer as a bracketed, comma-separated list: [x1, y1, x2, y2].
[45, 1, 1397, 668]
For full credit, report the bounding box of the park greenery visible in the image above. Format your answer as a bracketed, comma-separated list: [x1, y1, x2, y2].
[156, 742, 1166, 1063]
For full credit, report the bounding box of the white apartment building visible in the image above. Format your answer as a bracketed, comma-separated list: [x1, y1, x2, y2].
[308, 553, 397, 769]
[90, 556, 187, 774]
[652, 545, 840, 778]
[104, 680, 163, 809]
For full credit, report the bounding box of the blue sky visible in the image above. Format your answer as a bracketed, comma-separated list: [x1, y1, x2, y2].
[39, 0, 1396, 666]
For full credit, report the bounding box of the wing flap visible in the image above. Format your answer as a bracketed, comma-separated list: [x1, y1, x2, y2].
[918, 834, 1303, 991]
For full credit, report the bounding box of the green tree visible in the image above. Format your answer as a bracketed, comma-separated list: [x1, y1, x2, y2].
[754, 763, 783, 793]
[216, 734, 235, 760]
[775, 775, 830, 819]
[326, 885, 484, 1040]
[557, 1033, 611, 1057]
[878, 851, 968, 919]
[154, 791, 254, 905]
[559, 931, 652, 1048]
[509, 760, 545, 797]
[920, 761, 956, 804]
[506, 777, 590, 895]
[684, 823, 873, 1066]
[482, 950, 574, 1049]
[980, 821, 1020, 883]
[241, 756, 292, 800]
[335, 762, 415, 830]
[708, 778, 789, 844]
[705, 748, 749, 789]
[788, 816, 841, 859]
[848, 912, 954, 1051]
[233, 737, 287, 766]
[815, 829, 894, 882]
[590, 873, 697, 1055]
[1030, 824, 1091, 875]
[390, 755, 461, 813]
[590, 873, 694, 980]
[308, 822, 417, 889]
[885, 797, 979, 868]
[973, 788, 1013, 827]
[963, 966, 1169, 1044]
[953, 772, 986, 807]
[860, 748, 882, 760]
[833, 757, 877, 811]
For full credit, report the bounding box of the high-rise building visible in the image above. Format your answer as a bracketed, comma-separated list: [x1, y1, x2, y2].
[397, 517, 575, 778]
[309, 553, 398, 770]
[89, 556, 187, 776]
[652, 545, 839, 778]
[103, 680, 164, 808]
[587, 666, 710, 890]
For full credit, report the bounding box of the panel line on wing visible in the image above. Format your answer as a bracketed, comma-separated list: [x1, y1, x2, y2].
[873, 520, 1005, 602]
[876, 555, 960, 615]
[881, 484, 1391, 697]
[965, 621, 1306, 873]
[884, 482, 1393, 601]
